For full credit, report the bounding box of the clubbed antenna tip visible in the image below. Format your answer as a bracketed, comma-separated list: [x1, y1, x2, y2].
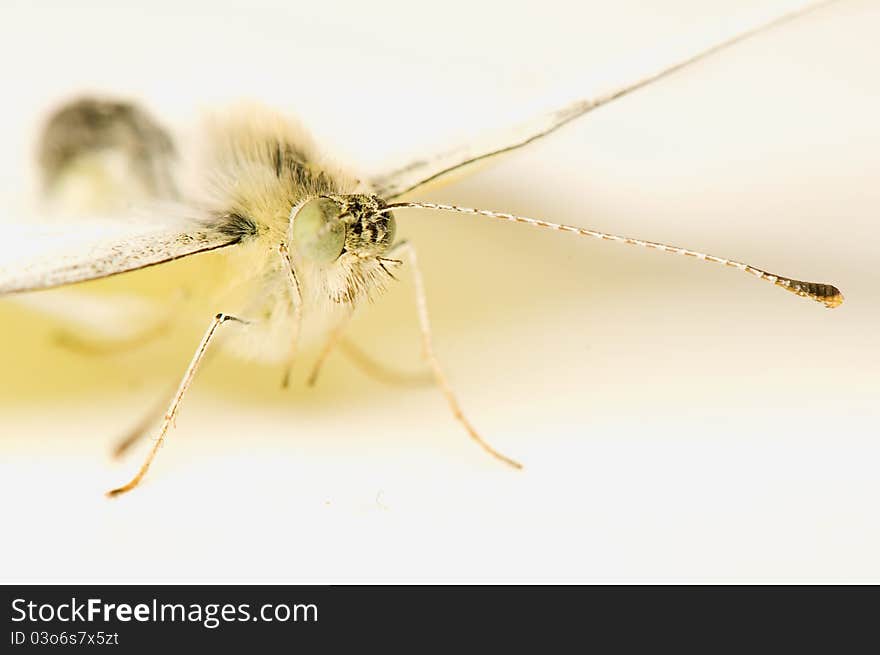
[384, 200, 844, 310]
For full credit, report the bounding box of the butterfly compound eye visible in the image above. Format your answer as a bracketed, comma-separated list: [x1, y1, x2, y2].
[290, 197, 347, 263]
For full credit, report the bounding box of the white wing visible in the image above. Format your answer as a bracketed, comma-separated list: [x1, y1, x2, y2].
[370, 0, 835, 199]
[0, 215, 237, 296]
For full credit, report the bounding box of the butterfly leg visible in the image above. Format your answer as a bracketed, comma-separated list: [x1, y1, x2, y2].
[307, 314, 431, 388]
[106, 312, 247, 497]
[110, 385, 177, 459]
[306, 311, 352, 386]
[110, 318, 229, 456]
[278, 244, 304, 389]
[337, 339, 433, 387]
[388, 241, 522, 469]
[54, 313, 173, 356]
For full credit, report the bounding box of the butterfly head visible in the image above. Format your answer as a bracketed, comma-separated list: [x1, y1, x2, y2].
[289, 194, 395, 263]
[288, 194, 399, 305]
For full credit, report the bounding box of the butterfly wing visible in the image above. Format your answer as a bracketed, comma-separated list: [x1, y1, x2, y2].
[0, 214, 238, 296]
[370, 0, 830, 199]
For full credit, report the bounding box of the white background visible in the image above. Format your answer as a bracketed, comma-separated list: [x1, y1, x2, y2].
[0, 0, 878, 583]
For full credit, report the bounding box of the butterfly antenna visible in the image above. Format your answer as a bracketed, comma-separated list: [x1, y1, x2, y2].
[383, 201, 843, 309]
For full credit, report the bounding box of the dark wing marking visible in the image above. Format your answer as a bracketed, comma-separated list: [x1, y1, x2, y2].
[370, 0, 835, 199]
[0, 218, 238, 295]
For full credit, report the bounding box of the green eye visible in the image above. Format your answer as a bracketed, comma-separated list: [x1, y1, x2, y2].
[290, 197, 346, 263]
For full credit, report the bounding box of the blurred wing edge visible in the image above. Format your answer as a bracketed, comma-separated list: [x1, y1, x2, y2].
[368, 0, 833, 200]
[0, 219, 239, 296]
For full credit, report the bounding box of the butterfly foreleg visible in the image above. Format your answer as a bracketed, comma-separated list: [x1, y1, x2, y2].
[106, 312, 248, 497]
[388, 241, 522, 469]
[278, 244, 304, 389]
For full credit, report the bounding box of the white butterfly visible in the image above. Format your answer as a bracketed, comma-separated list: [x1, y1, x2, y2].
[0, 0, 843, 496]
